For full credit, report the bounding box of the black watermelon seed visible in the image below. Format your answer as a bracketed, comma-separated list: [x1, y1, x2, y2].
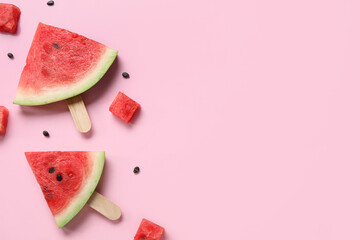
[53, 43, 59, 49]
[7, 53, 14, 59]
[48, 167, 55, 173]
[122, 72, 130, 78]
[43, 130, 50, 137]
[133, 166, 140, 174]
[47, 1, 54, 6]
[56, 174, 63, 181]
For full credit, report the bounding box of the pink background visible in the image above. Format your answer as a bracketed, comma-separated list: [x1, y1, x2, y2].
[1, 0, 360, 239]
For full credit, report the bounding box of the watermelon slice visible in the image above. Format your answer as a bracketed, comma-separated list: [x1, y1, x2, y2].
[109, 92, 140, 123]
[134, 218, 165, 240]
[0, 3, 21, 34]
[14, 23, 118, 105]
[0, 106, 9, 135]
[25, 151, 105, 228]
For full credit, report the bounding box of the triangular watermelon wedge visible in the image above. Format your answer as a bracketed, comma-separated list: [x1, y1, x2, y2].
[14, 23, 118, 105]
[25, 151, 105, 228]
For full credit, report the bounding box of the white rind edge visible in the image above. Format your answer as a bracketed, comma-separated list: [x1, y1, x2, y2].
[13, 48, 118, 105]
[54, 151, 105, 228]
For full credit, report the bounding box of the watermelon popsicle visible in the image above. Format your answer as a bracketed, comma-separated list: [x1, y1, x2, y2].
[25, 151, 121, 228]
[13, 23, 118, 133]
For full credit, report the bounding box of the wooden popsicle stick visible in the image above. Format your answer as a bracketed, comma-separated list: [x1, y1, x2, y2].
[87, 191, 122, 220]
[67, 95, 92, 133]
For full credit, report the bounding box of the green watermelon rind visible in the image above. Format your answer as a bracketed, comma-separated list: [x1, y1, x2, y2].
[13, 48, 118, 106]
[54, 151, 105, 228]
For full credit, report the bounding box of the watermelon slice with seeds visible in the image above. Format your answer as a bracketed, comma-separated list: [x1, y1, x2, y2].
[14, 23, 117, 105]
[25, 151, 105, 228]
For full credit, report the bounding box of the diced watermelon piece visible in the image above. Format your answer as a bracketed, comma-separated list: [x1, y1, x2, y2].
[109, 92, 140, 123]
[134, 218, 165, 240]
[0, 106, 9, 135]
[0, 3, 21, 34]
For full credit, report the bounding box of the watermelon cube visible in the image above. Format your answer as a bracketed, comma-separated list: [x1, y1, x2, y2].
[134, 218, 165, 240]
[109, 92, 140, 123]
[0, 106, 9, 135]
[0, 3, 21, 34]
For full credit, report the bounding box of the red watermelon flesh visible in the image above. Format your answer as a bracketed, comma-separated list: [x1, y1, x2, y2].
[134, 218, 165, 240]
[109, 92, 140, 123]
[0, 106, 9, 135]
[26, 151, 105, 228]
[0, 3, 20, 33]
[14, 23, 118, 105]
